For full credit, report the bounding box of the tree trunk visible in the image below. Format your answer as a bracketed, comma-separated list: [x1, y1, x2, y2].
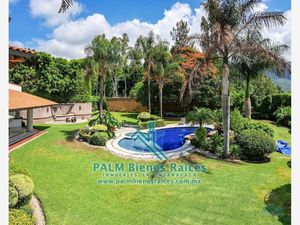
[124, 75, 127, 97]
[221, 63, 230, 156]
[113, 75, 118, 97]
[148, 70, 151, 114]
[159, 85, 163, 118]
[99, 75, 104, 118]
[244, 75, 251, 119]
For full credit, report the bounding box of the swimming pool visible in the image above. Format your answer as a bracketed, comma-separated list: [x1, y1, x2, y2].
[118, 127, 210, 152]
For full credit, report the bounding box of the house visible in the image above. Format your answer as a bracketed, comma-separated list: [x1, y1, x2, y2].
[9, 45, 35, 68]
[9, 83, 57, 146]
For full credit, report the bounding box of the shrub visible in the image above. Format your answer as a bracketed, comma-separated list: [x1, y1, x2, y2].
[259, 93, 291, 119]
[92, 124, 108, 132]
[274, 106, 291, 127]
[230, 144, 241, 159]
[137, 112, 152, 122]
[195, 127, 207, 142]
[206, 134, 224, 156]
[243, 120, 274, 137]
[151, 114, 161, 120]
[9, 185, 19, 208]
[236, 129, 276, 161]
[10, 174, 34, 200]
[138, 121, 151, 129]
[9, 209, 34, 225]
[138, 120, 164, 129]
[90, 132, 109, 146]
[9, 161, 31, 177]
[155, 119, 165, 127]
[230, 109, 245, 132]
[79, 127, 91, 142]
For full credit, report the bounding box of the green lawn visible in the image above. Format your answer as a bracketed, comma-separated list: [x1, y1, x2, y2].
[10, 123, 291, 225]
[111, 111, 180, 125]
[257, 120, 291, 145]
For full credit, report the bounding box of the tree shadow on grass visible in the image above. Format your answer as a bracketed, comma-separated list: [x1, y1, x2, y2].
[33, 125, 51, 131]
[264, 184, 291, 225]
[60, 129, 78, 142]
[149, 160, 167, 180]
[287, 161, 291, 168]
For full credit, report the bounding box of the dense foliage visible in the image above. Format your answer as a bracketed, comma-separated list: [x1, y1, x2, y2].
[10, 52, 91, 103]
[9, 174, 34, 201]
[274, 106, 291, 127]
[9, 209, 35, 225]
[90, 132, 109, 146]
[236, 129, 276, 161]
[258, 93, 291, 120]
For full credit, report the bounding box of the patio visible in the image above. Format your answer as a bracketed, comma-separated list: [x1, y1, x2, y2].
[9, 84, 57, 146]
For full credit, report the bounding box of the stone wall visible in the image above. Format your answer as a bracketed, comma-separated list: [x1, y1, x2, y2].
[107, 97, 147, 112]
[19, 103, 92, 123]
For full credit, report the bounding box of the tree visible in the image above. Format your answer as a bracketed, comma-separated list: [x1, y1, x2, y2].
[85, 34, 112, 118]
[135, 32, 156, 114]
[59, 0, 74, 13]
[233, 29, 289, 118]
[185, 0, 287, 155]
[180, 47, 219, 109]
[186, 107, 215, 128]
[120, 33, 130, 97]
[110, 36, 123, 97]
[151, 42, 181, 117]
[9, 52, 91, 103]
[170, 20, 192, 53]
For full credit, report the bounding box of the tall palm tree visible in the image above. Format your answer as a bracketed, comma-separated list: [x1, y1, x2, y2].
[183, 0, 287, 156]
[151, 42, 180, 117]
[59, 0, 74, 13]
[135, 32, 156, 114]
[110, 36, 123, 97]
[233, 29, 290, 118]
[85, 34, 112, 118]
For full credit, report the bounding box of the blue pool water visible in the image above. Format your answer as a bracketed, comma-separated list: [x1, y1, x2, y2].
[118, 127, 210, 152]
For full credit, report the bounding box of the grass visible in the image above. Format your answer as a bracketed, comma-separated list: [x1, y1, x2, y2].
[111, 111, 180, 125]
[256, 120, 291, 145]
[10, 122, 291, 225]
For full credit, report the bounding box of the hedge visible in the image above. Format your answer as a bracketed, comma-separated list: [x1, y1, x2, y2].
[258, 93, 291, 119]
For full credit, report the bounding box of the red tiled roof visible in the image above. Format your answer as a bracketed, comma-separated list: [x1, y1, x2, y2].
[9, 89, 57, 110]
[9, 45, 36, 55]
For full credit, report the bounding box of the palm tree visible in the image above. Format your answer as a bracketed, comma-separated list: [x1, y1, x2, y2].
[135, 32, 156, 114]
[233, 30, 290, 118]
[186, 107, 215, 128]
[183, 0, 287, 156]
[151, 42, 180, 117]
[85, 34, 112, 118]
[110, 37, 123, 97]
[59, 0, 74, 13]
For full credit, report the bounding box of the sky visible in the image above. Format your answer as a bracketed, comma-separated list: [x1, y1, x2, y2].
[9, 0, 291, 59]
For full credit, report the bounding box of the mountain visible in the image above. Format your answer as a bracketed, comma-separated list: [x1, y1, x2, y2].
[267, 71, 291, 92]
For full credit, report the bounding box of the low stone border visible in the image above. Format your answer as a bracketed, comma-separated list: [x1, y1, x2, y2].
[30, 195, 46, 225]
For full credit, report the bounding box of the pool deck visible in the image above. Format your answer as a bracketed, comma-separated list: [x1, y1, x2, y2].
[106, 124, 212, 161]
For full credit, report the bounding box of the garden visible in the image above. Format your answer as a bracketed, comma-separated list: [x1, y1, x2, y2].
[8, 0, 291, 224]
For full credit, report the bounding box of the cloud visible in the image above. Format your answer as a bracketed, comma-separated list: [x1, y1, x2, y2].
[9, 40, 24, 48]
[29, 0, 83, 27]
[262, 10, 291, 61]
[28, 1, 290, 61]
[33, 2, 200, 59]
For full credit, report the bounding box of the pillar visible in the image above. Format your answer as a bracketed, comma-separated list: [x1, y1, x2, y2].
[27, 108, 33, 131]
